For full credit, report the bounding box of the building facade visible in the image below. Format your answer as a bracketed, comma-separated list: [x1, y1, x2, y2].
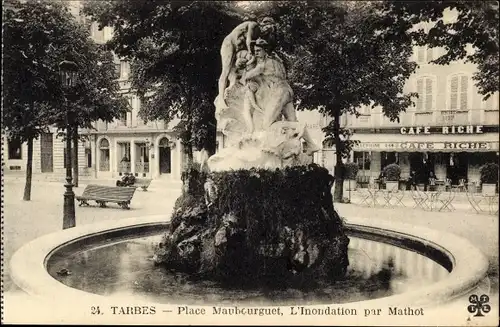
[3, 4, 498, 184]
[3, 1, 223, 182]
[345, 45, 499, 185]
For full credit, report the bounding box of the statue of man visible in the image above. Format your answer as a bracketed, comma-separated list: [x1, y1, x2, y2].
[243, 39, 320, 155]
[217, 21, 260, 109]
[259, 17, 277, 52]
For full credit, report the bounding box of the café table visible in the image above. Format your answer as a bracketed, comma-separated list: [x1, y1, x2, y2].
[467, 191, 499, 215]
[426, 190, 441, 211]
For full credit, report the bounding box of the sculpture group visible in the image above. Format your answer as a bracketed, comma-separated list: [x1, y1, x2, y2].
[154, 17, 350, 283]
[208, 17, 320, 172]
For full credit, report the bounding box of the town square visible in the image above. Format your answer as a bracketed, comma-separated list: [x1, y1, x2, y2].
[2, 0, 499, 325]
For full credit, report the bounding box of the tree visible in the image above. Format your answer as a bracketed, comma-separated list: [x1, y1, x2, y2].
[249, 1, 418, 202]
[82, 1, 243, 169]
[3, 0, 128, 200]
[49, 41, 130, 188]
[383, 1, 499, 98]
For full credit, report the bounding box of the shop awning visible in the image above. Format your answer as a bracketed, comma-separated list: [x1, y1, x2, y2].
[351, 133, 499, 153]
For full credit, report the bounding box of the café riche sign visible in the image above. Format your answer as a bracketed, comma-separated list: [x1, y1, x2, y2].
[354, 125, 497, 151]
[399, 125, 484, 135]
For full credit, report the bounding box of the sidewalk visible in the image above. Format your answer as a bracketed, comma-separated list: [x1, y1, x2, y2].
[3, 178, 182, 293]
[3, 179, 498, 297]
[3, 173, 183, 190]
[346, 188, 498, 213]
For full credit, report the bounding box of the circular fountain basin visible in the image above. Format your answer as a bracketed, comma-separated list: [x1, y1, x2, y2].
[10, 215, 488, 308]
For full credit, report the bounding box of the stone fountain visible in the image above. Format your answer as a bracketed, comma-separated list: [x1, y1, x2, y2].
[7, 16, 494, 326]
[152, 18, 349, 284]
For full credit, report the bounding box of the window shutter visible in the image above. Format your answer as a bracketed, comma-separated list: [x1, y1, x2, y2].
[120, 61, 129, 79]
[460, 75, 468, 109]
[426, 47, 433, 63]
[417, 47, 425, 63]
[425, 78, 433, 110]
[450, 76, 458, 110]
[416, 78, 424, 111]
[114, 63, 121, 79]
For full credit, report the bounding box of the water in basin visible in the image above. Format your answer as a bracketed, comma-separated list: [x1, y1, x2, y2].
[47, 233, 450, 305]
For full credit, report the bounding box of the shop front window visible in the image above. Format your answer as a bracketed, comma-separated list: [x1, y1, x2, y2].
[99, 138, 110, 171]
[381, 152, 397, 169]
[409, 153, 436, 184]
[135, 143, 150, 174]
[445, 153, 469, 185]
[85, 148, 92, 168]
[354, 151, 371, 172]
[8, 138, 22, 159]
[117, 142, 131, 173]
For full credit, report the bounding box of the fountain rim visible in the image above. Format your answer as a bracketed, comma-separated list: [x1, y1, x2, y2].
[10, 214, 488, 308]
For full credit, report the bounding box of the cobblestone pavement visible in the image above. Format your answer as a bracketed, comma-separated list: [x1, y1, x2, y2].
[3, 179, 498, 295]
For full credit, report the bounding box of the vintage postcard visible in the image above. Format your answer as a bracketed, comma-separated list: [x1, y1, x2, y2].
[2, 0, 499, 325]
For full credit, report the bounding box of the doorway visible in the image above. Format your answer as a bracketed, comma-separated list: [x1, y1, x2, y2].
[159, 138, 171, 174]
[40, 133, 53, 173]
[446, 153, 468, 184]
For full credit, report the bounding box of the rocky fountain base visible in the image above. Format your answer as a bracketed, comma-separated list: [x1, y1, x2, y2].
[153, 164, 350, 286]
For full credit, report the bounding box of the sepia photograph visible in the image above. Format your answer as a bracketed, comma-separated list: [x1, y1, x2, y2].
[2, 0, 499, 325]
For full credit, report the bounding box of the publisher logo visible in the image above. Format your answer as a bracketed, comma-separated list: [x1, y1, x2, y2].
[467, 294, 491, 317]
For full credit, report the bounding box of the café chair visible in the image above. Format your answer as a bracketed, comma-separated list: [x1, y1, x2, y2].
[410, 188, 430, 211]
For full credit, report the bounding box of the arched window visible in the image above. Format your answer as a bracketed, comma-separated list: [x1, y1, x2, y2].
[159, 137, 170, 147]
[99, 138, 109, 148]
[448, 74, 470, 110]
[99, 138, 110, 171]
[415, 76, 436, 111]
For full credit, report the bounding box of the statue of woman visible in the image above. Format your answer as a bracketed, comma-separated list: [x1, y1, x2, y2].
[214, 49, 264, 135]
[217, 21, 260, 109]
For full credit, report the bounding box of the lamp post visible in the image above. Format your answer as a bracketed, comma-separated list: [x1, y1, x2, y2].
[59, 60, 79, 229]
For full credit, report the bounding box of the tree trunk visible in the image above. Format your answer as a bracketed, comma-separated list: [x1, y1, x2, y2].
[72, 127, 79, 188]
[181, 142, 194, 196]
[185, 143, 194, 170]
[23, 137, 34, 201]
[333, 111, 344, 203]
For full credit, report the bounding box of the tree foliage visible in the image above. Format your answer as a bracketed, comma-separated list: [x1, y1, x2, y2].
[82, 0, 244, 154]
[248, 1, 418, 201]
[251, 1, 417, 124]
[383, 1, 499, 98]
[3, 0, 129, 138]
[3, 0, 128, 200]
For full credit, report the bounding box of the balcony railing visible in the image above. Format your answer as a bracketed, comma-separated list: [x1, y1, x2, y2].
[346, 109, 497, 128]
[135, 162, 150, 173]
[118, 162, 131, 173]
[346, 114, 372, 128]
[484, 110, 499, 126]
[437, 110, 470, 125]
[99, 160, 110, 172]
[414, 112, 433, 125]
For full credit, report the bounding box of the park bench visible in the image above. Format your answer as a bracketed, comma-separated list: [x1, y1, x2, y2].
[76, 184, 137, 210]
[117, 178, 153, 191]
[133, 178, 152, 191]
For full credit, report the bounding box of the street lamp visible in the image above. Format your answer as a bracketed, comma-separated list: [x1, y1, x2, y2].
[59, 60, 79, 229]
